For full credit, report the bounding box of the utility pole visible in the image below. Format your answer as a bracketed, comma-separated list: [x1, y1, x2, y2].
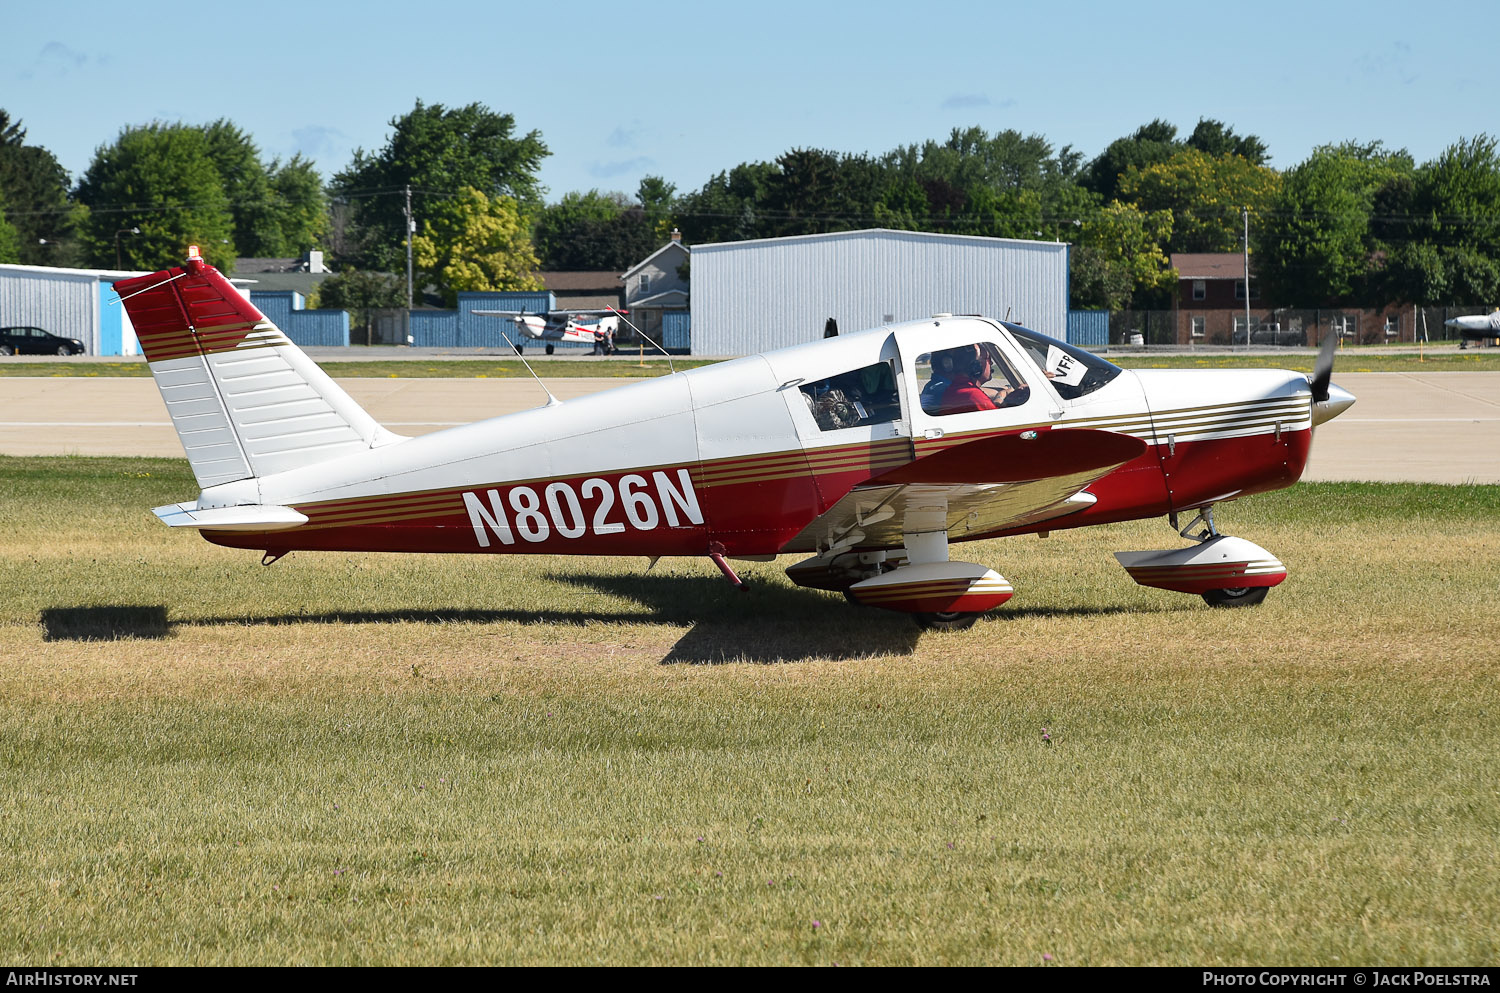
[1241, 206, 1251, 352]
[404, 184, 414, 311]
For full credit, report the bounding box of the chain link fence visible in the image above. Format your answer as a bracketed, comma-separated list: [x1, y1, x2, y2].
[1104, 306, 1496, 348]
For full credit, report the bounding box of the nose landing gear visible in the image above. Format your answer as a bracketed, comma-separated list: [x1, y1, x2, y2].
[1114, 505, 1287, 607]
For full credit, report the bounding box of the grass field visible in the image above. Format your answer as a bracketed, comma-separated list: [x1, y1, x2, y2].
[3, 351, 1500, 378]
[1, 456, 1497, 965]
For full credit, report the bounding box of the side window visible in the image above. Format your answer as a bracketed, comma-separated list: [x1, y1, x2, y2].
[916, 342, 1029, 416]
[799, 360, 902, 432]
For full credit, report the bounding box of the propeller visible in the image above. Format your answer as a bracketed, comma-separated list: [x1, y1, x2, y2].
[1307, 326, 1356, 426]
[1308, 324, 1339, 403]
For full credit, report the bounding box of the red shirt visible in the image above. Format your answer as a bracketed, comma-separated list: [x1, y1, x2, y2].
[937, 375, 997, 415]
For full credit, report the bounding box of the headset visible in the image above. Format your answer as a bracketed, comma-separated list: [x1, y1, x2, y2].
[954, 343, 991, 379]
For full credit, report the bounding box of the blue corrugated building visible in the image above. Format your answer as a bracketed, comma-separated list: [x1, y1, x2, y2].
[249, 291, 350, 347]
[1066, 310, 1110, 348]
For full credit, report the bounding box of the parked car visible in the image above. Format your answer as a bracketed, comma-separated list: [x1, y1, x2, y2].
[0, 326, 86, 356]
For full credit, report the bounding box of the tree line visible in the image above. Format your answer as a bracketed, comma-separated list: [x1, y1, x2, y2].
[1, 102, 1497, 312]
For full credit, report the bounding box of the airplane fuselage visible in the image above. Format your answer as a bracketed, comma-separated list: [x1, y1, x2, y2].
[1446, 311, 1500, 342]
[195, 318, 1321, 560]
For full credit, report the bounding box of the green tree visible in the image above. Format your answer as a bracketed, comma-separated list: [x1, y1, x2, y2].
[74, 123, 236, 270]
[763, 148, 884, 236]
[1378, 136, 1500, 304]
[534, 190, 629, 268]
[331, 100, 548, 271]
[267, 154, 329, 255]
[0, 200, 20, 263]
[675, 161, 778, 243]
[311, 268, 407, 311]
[876, 127, 1085, 239]
[203, 119, 281, 256]
[1118, 148, 1281, 254]
[636, 175, 677, 239]
[412, 187, 542, 305]
[1185, 119, 1270, 165]
[1069, 201, 1176, 310]
[0, 110, 79, 264]
[1414, 135, 1500, 262]
[311, 267, 407, 345]
[1081, 119, 1181, 200]
[1254, 142, 1413, 304]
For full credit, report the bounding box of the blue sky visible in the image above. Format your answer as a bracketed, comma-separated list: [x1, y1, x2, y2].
[5, 0, 1493, 204]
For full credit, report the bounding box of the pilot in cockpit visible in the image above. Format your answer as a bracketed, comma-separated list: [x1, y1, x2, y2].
[932, 343, 1029, 414]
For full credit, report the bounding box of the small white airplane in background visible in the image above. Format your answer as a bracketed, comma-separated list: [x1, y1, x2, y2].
[1445, 309, 1500, 347]
[116, 248, 1355, 631]
[472, 307, 628, 354]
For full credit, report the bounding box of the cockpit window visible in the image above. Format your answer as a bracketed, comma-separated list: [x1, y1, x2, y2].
[1001, 323, 1122, 400]
[799, 360, 902, 432]
[916, 341, 1031, 416]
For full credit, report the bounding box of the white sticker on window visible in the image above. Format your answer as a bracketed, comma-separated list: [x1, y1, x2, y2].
[1045, 344, 1087, 387]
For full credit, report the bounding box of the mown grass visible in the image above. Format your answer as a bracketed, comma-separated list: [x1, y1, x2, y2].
[4, 351, 1499, 378]
[1, 456, 1497, 965]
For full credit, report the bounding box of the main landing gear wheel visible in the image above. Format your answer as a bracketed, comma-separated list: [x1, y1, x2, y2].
[1201, 586, 1269, 608]
[913, 611, 980, 632]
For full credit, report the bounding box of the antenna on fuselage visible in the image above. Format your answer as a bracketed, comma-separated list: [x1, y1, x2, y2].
[493, 324, 561, 408]
[608, 308, 676, 375]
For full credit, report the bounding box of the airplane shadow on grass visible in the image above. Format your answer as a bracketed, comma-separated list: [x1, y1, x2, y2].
[41, 605, 171, 642]
[551, 572, 923, 664]
[40, 577, 1165, 662]
[40, 574, 920, 663]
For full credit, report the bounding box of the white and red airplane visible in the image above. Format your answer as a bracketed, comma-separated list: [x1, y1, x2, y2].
[1446, 309, 1500, 347]
[473, 307, 626, 353]
[116, 250, 1354, 630]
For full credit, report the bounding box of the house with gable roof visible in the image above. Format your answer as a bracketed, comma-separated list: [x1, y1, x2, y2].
[621, 229, 689, 347]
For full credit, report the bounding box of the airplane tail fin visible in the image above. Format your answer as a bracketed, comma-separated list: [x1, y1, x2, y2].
[114, 251, 404, 489]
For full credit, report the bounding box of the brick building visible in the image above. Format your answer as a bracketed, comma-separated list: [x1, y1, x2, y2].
[1172, 253, 1415, 346]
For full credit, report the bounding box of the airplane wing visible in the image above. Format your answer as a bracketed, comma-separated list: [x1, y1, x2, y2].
[469, 308, 627, 318]
[784, 428, 1147, 554]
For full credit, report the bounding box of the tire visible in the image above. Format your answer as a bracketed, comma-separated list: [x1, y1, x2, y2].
[544, 344, 555, 355]
[0, 345, 13, 356]
[913, 611, 980, 632]
[57, 345, 71, 356]
[1201, 586, 1270, 608]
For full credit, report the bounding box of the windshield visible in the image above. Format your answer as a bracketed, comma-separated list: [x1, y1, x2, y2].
[1001, 322, 1122, 401]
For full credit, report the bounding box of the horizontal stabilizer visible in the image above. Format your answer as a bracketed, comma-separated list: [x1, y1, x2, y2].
[154, 502, 308, 532]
